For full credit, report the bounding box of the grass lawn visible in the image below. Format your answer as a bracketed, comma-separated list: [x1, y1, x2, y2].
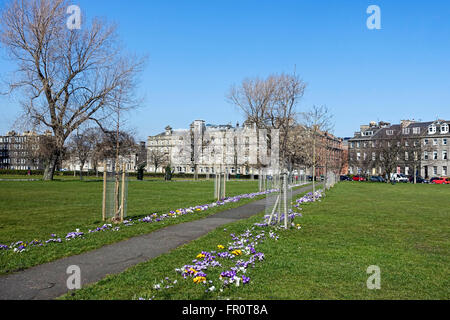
[62, 182, 449, 300]
[0, 179, 265, 274]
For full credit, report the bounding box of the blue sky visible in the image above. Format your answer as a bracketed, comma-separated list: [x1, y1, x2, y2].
[1, 0, 449, 141]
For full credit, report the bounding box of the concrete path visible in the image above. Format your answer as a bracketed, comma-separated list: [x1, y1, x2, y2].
[0, 184, 316, 300]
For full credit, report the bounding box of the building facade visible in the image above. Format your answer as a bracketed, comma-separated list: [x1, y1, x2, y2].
[308, 131, 346, 177]
[0, 131, 49, 171]
[348, 119, 450, 178]
[62, 141, 147, 173]
[148, 120, 346, 177]
[147, 120, 264, 175]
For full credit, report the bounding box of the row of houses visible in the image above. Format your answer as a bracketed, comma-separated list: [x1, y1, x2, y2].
[347, 119, 450, 178]
[2, 118, 448, 179]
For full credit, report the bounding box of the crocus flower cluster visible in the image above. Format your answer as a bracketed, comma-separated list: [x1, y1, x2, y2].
[65, 229, 84, 240]
[145, 226, 274, 299]
[293, 190, 324, 208]
[0, 189, 277, 254]
[139, 188, 326, 300]
[138, 189, 277, 225]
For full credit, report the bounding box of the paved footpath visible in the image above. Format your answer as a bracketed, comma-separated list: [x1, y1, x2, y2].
[0, 184, 316, 300]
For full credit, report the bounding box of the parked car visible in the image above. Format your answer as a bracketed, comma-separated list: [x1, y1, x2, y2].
[431, 177, 450, 184]
[352, 175, 366, 182]
[429, 177, 440, 184]
[391, 173, 409, 183]
[408, 176, 428, 184]
[370, 176, 385, 183]
[340, 175, 351, 181]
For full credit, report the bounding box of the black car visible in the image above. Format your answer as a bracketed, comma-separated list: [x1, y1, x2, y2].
[409, 176, 428, 184]
[429, 177, 440, 184]
[370, 176, 385, 183]
[340, 175, 351, 181]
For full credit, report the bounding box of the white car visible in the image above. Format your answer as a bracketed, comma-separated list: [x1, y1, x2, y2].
[391, 173, 409, 183]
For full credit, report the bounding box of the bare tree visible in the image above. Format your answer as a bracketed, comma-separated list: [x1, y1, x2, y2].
[374, 131, 406, 182]
[348, 146, 375, 179]
[227, 72, 306, 171]
[334, 146, 348, 176]
[148, 148, 168, 173]
[0, 0, 144, 180]
[96, 130, 137, 166]
[67, 128, 96, 180]
[24, 132, 58, 170]
[300, 105, 334, 196]
[404, 138, 424, 183]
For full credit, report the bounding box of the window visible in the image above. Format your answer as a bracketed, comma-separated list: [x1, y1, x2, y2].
[424, 139, 429, 146]
[405, 152, 409, 160]
[372, 152, 376, 161]
[433, 151, 438, 160]
[433, 139, 438, 146]
[428, 125, 437, 134]
[356, 142, 361, 148]
[441, 124, 449, 134]
[413, 127, 421, 134]
[433, 166, 438, 175]
[444, 166, 448, 176]
[350, 142, 354, 148]
[424, 151, 428, 160]
[402, 128, 410, 135]
[443, 138, 448, 146]
[357, 153, 361, 161]
[386, 130, 394, 136]
[443, 151, 448, 160]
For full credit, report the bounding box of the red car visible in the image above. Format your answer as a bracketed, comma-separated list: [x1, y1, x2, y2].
[431, 177, 450, 184]
[352, 175, 366, 182]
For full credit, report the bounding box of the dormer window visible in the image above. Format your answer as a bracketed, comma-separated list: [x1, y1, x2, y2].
[386, 130, 394, 136]
[402, 128, 410, 135]
[441, 123, 449, 134]
[428, 124, 437, 134]
[413, 127, 420, 134]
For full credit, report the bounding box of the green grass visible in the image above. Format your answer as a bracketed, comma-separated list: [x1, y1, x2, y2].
[0, 179, 265, 274]
[62, 182, 449, 300]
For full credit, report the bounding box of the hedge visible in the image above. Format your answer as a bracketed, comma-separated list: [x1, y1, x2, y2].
[0, 169, 258, 180]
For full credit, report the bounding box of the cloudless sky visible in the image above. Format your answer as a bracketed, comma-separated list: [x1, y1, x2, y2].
[0, 0, 449, 141]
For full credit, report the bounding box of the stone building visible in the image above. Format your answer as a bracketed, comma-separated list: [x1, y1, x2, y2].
[348, 119, 450, 178]
[62, 141, 147, 173]
[147, 120, 263, 175]
[0, 131, 51, 171]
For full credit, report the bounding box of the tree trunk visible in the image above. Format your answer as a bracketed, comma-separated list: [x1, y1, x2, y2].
[43, 152, 59, 181]
[414, 165, 417, 184]
[79, 161, 85, 181]
[312, 136, 316, 198]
